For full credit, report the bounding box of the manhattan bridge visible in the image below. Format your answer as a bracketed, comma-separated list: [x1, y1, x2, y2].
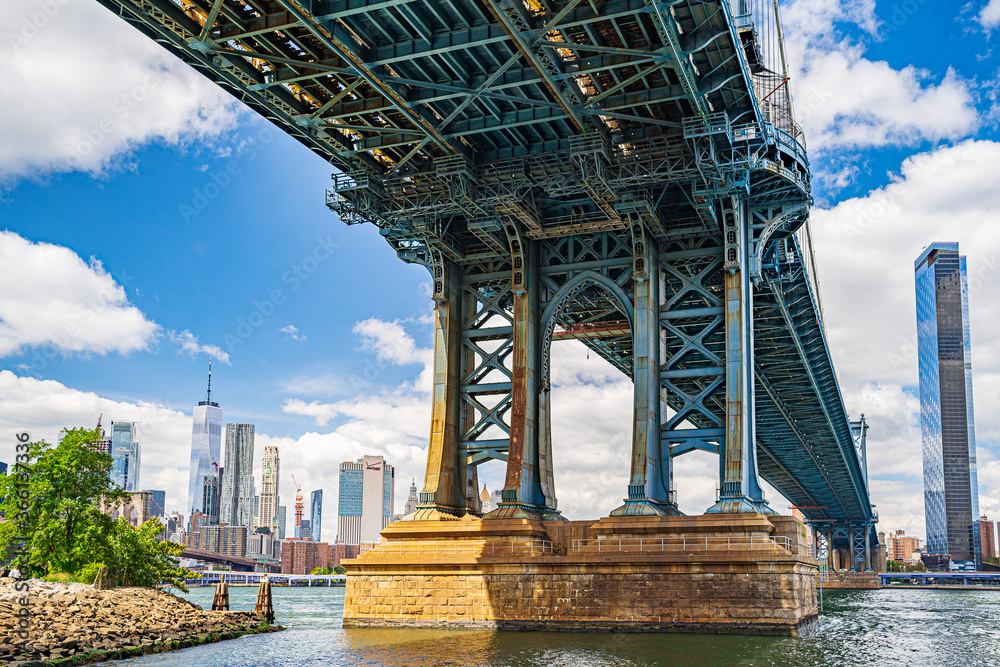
[97, 0, 878, 570]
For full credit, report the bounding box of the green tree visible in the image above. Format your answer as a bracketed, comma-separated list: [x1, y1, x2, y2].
[0, 428, 125, 576]
[100, 518, 191, 591]
[334, 566, 346, 574]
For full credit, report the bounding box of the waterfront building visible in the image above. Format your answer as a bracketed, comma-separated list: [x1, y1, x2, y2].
[403, 478, 418, 515]
[247, 529, 278, 562]
[281, 540, 334, 574]
[337, 455, 395, 545]
[219, 423, 256, 529]
[187, 523, 248, 558]
[915, 243, 982, 565]
[276, 505, 287, 540]
[201, 474, 220, 525]
[188, 362, 222, 517]
[256, 446, 280, 534]
[980, 516, 997, 559]
[886, 530, 920, 563]
[144, 490, 166, 517]
[310, 489, 323, 542]
[110, 421, 140, 491]
[331, 542, 360, 567]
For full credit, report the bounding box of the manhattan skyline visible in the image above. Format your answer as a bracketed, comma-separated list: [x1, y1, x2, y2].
[3, 0, 1000, 539]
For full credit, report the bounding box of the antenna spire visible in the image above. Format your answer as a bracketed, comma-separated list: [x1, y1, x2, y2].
[207, 357, 213, 404]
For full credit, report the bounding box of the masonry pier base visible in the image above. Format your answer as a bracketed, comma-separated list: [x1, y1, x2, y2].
[344, 513, 818, 636]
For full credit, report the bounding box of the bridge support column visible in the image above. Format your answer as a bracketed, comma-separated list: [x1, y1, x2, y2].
[709, 197, 769, 514]
[410, 254, 466, 520]
[491, 236, 561, 520]
[613, 224, 678, 516]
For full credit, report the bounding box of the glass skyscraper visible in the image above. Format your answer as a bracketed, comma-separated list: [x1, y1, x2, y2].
[187, 362, 222, 517]
[219, 423, 256, 529]
[338, 456, 394, 545]
[110, 421, 140, 491]
[915, 242, 981, 565]
[310, 489, 323, 542]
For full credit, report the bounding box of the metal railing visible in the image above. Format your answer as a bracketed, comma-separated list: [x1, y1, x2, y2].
[570, 535, 792, 553]
[362, 539, 555, 557]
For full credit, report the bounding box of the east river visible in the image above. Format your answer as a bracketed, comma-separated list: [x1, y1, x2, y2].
[103, 586, 1000, 666]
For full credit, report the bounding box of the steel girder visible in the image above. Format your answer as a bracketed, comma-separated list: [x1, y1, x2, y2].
[95, 0, 877, 528]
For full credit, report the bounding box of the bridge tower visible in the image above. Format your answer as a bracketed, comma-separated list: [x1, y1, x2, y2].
[97, 0, 879, 632]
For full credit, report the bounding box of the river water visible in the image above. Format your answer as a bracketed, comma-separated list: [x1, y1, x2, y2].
[104, 585, 1000, 666]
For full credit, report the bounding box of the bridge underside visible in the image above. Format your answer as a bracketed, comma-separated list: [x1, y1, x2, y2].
[95, 0, 881, 627]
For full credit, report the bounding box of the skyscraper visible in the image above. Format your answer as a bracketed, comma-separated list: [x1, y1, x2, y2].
[916, 242, 981, 565]
[338, 455, 394, 545]
[188, 362, 222, 517]
[219, 423, 256, 529]
[310, 489, 323, 542]
[202, 473, 220, 525]
[276, 505, 287, 540]
[403, 478, 418, 515]
[980, 516, 996, 560]
[110, 421, 140, 491]
[256, 446, 280, 534]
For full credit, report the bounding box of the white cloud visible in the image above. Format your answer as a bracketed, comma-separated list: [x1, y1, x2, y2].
[812, 139, 1000, 538]
[979, 0, 1000, 29]
[167, 329, 231, 365]
[0, 0, 239, 180]
[0, 230, 158, 360]
[783, 0, 978, 163]
[279, 323, 306, 341]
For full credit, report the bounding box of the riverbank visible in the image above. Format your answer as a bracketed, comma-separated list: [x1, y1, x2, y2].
[0, 578, 282, 665]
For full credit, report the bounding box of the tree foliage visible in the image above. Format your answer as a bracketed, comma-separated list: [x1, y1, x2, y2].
[0, 428, 190, 589]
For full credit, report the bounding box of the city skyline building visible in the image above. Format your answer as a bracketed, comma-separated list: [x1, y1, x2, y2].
[187, 362, 222, 517]
[276, 505, 287, 540]
[916, 242, 982, 565]
[297, 518, 312, 540]
[338, 455, 395, 545]
[219, 423, 256, 529]
[257, 446, 280, 534]
[403, 479, 418, 515]
[110, 421, 140, 491]
[310, 489, 323, 542]
[980, 516, 997, 559]
[886, 530, 921, 563]
[201, 473, 220, 525]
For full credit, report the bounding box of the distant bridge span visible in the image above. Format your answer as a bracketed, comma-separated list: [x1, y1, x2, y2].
[97, 0, 877, 569]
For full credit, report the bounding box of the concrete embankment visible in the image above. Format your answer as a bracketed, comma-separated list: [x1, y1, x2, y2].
[0, 579, 282, 665]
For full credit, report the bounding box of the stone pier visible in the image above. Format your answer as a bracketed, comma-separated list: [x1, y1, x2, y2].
[344, 513, 818, 636]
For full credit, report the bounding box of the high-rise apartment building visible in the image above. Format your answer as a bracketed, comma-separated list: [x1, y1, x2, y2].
[980, 516, 996, 559]
[219, 423, 256, 529]
[201, 474, 220, 525]
[886, 530, 920, 562]
[110, 421, 140, 491]
[915, 243, 982, 565]
[188, 363, 222, 517]
[276, 505, 287, 540]
[338, 455, 395, 545]
[256, 446, 280, 534]
[310, 489, 323, 542]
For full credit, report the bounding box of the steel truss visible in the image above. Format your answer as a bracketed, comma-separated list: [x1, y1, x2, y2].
[98, 0, 876, 530]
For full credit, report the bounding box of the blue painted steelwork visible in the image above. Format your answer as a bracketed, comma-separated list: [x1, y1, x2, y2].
[93, 0, 875, 554]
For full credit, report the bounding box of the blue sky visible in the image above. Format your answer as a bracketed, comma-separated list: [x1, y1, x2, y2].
[3, 0, 1000, 540]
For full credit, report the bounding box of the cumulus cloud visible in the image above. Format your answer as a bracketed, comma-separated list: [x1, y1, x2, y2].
[167, 330, 231, 365]
[0, 0, 239, 180]
[979, 0, 1000, 29]
[782, 0, 978, 183]
[0, 230, 158, 359]
[812, 139, 1000, 537]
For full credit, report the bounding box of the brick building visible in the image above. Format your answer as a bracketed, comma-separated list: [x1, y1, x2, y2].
[886, 530, 920, 562]
[281, 540, 338, 574]
[980, 516, 997, 559]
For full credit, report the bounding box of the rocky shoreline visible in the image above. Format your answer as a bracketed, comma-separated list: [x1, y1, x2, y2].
[0, 578, 282, 665]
